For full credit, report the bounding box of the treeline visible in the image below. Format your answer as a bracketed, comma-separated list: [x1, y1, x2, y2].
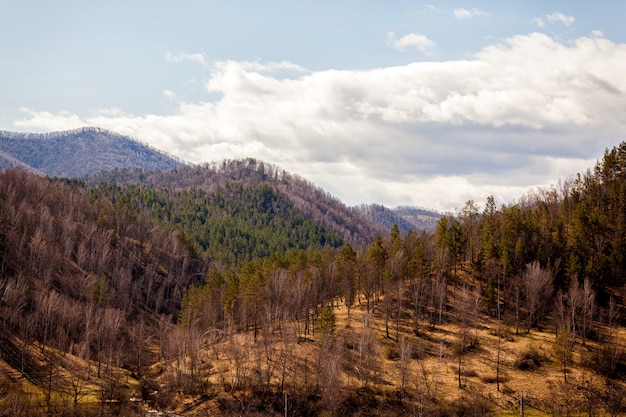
[448, 142, 626, 301]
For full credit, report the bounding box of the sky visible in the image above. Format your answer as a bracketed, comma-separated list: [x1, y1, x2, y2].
[2, 1, 626, 212]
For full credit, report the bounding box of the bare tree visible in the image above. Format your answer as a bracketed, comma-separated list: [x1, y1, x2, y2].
[580, 277, 595, 346]
[553, 325, 574, 381]
[566, 277, 583, 342]
[411, 275, 429, 336]
[356, 309, 379, 388]
[399, 336, 411, 401]
[509, 272, 523, 335]
[320, 335, 344, 416]
[432, 273, 447, 328]
[598, 296, 621, 376]
[455, 285, 473, 388]
[522, 261, 553, 333]
[63, 358, 90, 407]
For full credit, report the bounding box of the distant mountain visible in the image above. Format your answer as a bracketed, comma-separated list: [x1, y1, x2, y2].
[0, 127, 183, 177]
[357, 203, 442, 233]
[1, 127, 436, 238]
[0, 149, 45, 175]
[392, 205, 443, 232]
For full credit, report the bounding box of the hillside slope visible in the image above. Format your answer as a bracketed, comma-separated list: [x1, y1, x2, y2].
[3, 144, 626, 416]
[89, 159, 384, 251]
[0, 127, 183, 177]
[0, 128, 431, 237]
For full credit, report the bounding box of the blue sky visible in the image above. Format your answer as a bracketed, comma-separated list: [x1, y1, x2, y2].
[2, 1, 626, 211]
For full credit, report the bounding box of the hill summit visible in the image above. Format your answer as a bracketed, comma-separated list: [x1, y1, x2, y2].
[0, 127, 182, 177]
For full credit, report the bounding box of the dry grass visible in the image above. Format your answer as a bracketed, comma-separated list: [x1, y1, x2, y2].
[148, 293, 619, 416]
[0, 336, 138, 412]
[1, 280, 623, 416]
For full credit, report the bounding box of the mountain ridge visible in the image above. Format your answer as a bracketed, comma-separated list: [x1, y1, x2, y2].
[87, 160, 385, 251]
[0, 126, 183, 177]
[1, 128, 441, 235]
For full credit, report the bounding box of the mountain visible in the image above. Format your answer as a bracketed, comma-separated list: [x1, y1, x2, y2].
[357, 203, 442, 233]
[0, 148, 45, 175]
[0, 127, 435, 237]
[0, 127, 183, 177]
[392, 205, 443, 231]
[88, 159, 385, 257]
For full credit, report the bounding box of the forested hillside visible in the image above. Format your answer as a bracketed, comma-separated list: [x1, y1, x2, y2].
[0, 127, 182, 177]
[88, 158, 383, 252]
[0, 169, 206, 415]
[2, 143, 626, 416]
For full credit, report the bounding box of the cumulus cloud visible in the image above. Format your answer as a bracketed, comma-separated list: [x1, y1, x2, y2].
[386, 32, 437, 54]
[453, 7, 488, 20]
[16, 33, 626, 211]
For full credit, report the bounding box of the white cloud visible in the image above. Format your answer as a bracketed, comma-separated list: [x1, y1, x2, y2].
[453, 7, 487, 20]
[163, 90, 177, 100]
[533, 12, 575, 28]
[531, 17, 545, 28]
[16, 33, 626, 211]
[15, 108, 85, 132]
[547, 12, 575, 27]
[386, 32, 437, 54]
[165, 51, 208, 66]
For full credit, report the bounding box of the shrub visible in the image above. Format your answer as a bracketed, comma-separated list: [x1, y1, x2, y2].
[383, 344, 399, 360]
[514, 346, 544, 370]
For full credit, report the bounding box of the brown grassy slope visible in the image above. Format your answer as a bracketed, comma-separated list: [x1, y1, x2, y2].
[1, 276, 623, 416]
[149, 278, 625, 417]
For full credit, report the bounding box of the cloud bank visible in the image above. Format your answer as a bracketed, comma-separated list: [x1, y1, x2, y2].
[16, 33, 626, 211]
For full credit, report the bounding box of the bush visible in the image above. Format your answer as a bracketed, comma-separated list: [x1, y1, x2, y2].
[480, 373, 508, 384]
[514, 346, 544, 370]
[383, 344, 400, 360]
[449, 390, 494, 417]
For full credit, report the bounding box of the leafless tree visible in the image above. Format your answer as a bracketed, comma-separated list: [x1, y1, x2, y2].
[63, 358, 90, 407]
[553, 325, 574, 382]
[566, 277, 583, 342]
[522, 261, 553, 333]
[399, 336, 411, 400]
[580, 277, 595, 346]
[356, 309, 379, 388]
[432, 273, 447, 328]
[455, 285, 473, 388]
[320, 334, 344, 416]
